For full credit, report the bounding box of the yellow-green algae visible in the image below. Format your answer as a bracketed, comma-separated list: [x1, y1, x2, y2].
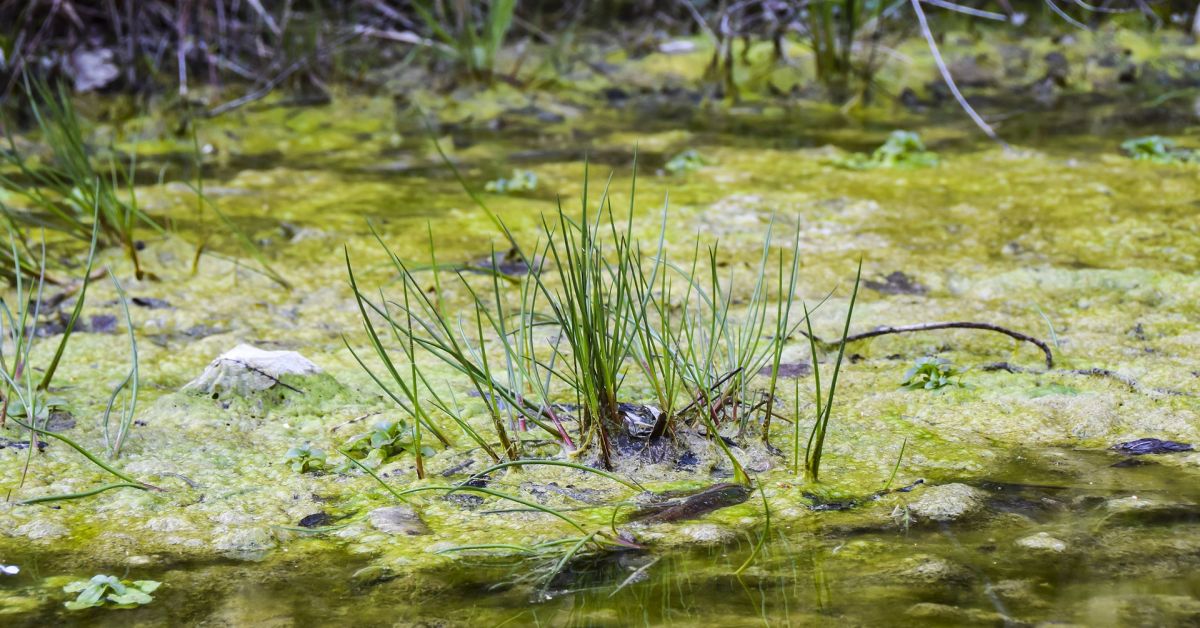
[3, 34, 1200, 624]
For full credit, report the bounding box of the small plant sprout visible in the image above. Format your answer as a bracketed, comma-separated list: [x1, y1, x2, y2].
[900, 357, 967, 391]
[341, 419, 435, 469]
[1120, 136, 1198, 165]
[284, 443, 327, 473]
[101, 270, 139, 459]
[803, 262, 862, 483]
[833, 131, 939, 170]
[63, 575, 160, 610]
[664, 149, 706, 174]
[485, 169, 538, 193]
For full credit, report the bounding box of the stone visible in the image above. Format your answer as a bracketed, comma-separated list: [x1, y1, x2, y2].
[678, 523, 736, 545]
[899, 557, 973, 585]
[183, 344, 321, 397]
[368, 506, 430, 536]
[1111, 438, 1193, 455]
[15, 520, 68, 540]
[66, 48, 119, 92]
[905, 602, 1007, 624]
[910, 483, 985, 522]
[1016, 532, 1067, 553]
[213, 527, 276, 554]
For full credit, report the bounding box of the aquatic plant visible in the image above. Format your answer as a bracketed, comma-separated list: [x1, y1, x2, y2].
[63, 575, 160, 610]
[284, 443, 327, 473]
[801, 263, 861, 483]
[100, 271, 139, 459]
[485, 169, 539, 193]
[832, 131, 939, 170]
[900, 356, 966, 391]
[1121, 136, 1198, 164]
[347, 141, 828, 484]
[664, 149, 707, 174]
[340, 419, 434, 470]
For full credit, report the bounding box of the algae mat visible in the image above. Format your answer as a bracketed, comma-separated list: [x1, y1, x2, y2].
[2, 93, 1199, 626]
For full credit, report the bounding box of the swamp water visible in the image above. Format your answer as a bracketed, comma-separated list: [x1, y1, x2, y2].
[2, 91, 1200, 626]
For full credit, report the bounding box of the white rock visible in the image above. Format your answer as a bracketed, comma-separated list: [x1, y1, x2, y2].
[183, 344, 321, 396]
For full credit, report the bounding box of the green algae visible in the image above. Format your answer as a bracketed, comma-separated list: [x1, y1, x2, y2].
[2, 33, 1200, 623]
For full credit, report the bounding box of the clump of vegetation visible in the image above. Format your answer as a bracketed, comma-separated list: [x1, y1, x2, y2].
[101, 273, 139, 460]
[411, 0, 516, 82]
[0, 80, 156, 278]
[284, 443, 327, 473]
[1, 230, 157, 504]
[664, 149, 707, 174]
[346, 152, 852, 483]
[900, 357, 966, 391]
[340, 419, 433, 470]
[799, 265, 861, 483]
[832, 131, 939, 170]
[485, 169, 538, 193]
[63, 575, 160, 610]
[1121, 136, 1198, 165]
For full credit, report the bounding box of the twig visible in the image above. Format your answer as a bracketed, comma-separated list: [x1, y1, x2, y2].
[801, 321, 1054, 368]
[910, 0, 1009, 148]
[921, 0, 1008, 21]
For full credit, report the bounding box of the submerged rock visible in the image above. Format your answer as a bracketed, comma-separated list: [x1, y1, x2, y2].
[1016, 532, 1068, 553]
[898, 557, 973, 585]
[905, 602, 1008, 624]
[183, 344, 322, 397]
[1111, 438, 1193, 455]
[629, 483, 751, 524]
[910, 483, 985, 522]
[368, 506, 430, 536]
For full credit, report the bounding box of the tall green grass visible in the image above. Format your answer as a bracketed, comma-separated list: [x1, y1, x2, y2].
[411, 0, 517, 82]
[347, 156, 818, 482]
[0, 80, 156, 278]
[801, 262, 861, 483]
[0, 218, 155, 502]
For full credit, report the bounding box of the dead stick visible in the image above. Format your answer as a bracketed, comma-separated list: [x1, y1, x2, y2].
[800, 321, 1054, 368]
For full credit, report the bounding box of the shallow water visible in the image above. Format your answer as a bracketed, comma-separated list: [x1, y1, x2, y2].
[2, 80, 1200, 626]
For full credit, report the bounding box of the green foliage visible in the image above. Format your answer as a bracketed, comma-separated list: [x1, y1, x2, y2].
[900, 357, 966, 391]
[411, 0, 516, 81]
[350, 149, 813, 481]
[484, 169, 538, 193]
[341, 419, 433, 469]
[832, 131, 939, 170]
[0, 80, 156, 278]
[284, 443, 327, 473]
[807, 0, 893, 100]
[1121, 136, 1198, 165]
[101, 272, 138, 459]
[802, 263, 862, 483]
[63, 575, 160, 610]
[664, 149, 706, 174]
[0, 229, 155, 501]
